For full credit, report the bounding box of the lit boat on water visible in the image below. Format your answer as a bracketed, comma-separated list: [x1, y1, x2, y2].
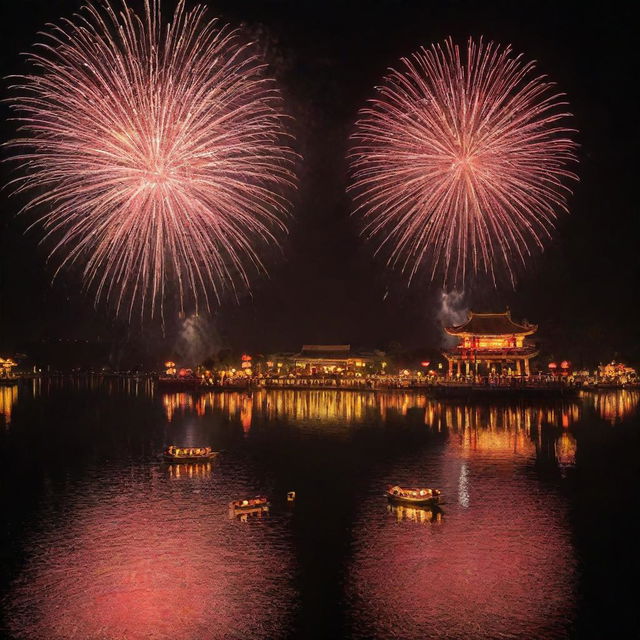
[230, 496, 270, 512]
[386, 485, 441, 505]
[163, 445, 218, 462]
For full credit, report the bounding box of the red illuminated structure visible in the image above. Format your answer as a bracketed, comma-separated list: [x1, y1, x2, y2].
[444, 310, 538, 377]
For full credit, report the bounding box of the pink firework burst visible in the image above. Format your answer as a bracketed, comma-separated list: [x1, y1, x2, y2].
[350, 37, 578, 287]
[6, 0, 296, 318]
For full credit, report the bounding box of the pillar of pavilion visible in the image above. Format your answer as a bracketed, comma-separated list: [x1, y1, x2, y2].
[443, 310, 538, 378]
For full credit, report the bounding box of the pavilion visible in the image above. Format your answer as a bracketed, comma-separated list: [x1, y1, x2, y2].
[443, 311, 538, 377]
[292, 345, 382, 374]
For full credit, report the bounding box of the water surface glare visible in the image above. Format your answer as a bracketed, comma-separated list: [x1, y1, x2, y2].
[1, 381, 639, 639]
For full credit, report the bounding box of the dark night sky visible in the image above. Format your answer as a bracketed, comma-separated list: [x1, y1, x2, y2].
[0, 0, 638, 365]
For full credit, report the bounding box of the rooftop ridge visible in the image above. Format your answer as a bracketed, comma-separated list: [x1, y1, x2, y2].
[301, 344, 351, 352]
[445, 309, 537, 336]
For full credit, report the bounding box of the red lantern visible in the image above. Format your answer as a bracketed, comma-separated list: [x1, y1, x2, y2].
[560, 360, 570, 370]
[241, 354, 252, 362]
[548, 362, 557, 370]
[421, 361, 430, 367]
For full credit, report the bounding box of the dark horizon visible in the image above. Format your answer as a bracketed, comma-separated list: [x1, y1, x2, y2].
[1, 0, 638, 365]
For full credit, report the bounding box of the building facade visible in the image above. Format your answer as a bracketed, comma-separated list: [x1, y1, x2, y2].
[292, 345, 382, 374]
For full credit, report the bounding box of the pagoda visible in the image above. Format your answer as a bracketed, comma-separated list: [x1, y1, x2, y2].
[443, 310, 538, 377]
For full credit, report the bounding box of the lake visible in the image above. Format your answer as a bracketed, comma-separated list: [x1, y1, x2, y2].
[1, 379, 639, 639]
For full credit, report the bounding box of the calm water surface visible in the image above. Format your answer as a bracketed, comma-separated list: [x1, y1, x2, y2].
[1, 379, 639, 639]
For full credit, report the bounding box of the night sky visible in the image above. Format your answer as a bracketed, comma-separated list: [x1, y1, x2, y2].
[0, 0, 637, 366]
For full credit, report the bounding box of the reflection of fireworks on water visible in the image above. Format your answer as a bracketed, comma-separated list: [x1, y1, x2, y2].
[7, 0, 295, 318]
[6, 472, 295, 639]
[350, 37, 578, 286]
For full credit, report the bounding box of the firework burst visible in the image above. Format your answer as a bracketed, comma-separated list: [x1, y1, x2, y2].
[350, 37, 578, 287]
[6, 0, 296, 318]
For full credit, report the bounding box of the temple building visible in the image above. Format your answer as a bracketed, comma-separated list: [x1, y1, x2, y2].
[443, 311, 538, 377]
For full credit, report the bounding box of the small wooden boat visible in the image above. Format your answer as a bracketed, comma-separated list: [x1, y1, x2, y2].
[163, 446, 218, 462]
[386, 485, 441, 505]
[230, 496, 270, 511]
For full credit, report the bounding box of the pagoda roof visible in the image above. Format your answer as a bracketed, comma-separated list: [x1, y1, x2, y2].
[445, 311, 537, 336]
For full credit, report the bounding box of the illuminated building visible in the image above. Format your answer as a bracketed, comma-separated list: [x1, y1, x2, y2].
[289, 345, 383, 374]
[0, 357, 17, 379]
[597, 361, 636, 383]
[443, 310, 538, 377]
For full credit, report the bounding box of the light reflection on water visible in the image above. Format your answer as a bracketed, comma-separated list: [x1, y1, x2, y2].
[347, 407, 578, 639]
[2, 382, 639, 639]
[591, 389, 640, 424]
[0, 384, 18, 426]
[349, 478, 575, 640]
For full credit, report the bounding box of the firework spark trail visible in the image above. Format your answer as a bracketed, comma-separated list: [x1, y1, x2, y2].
[349, 37, 578, 287]
[6, 0, 296, 319]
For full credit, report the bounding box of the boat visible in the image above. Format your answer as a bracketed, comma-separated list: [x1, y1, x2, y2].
[162, 445, 218, 462]
[230, 496, 270, 511]
[386, 485, 441, 505]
